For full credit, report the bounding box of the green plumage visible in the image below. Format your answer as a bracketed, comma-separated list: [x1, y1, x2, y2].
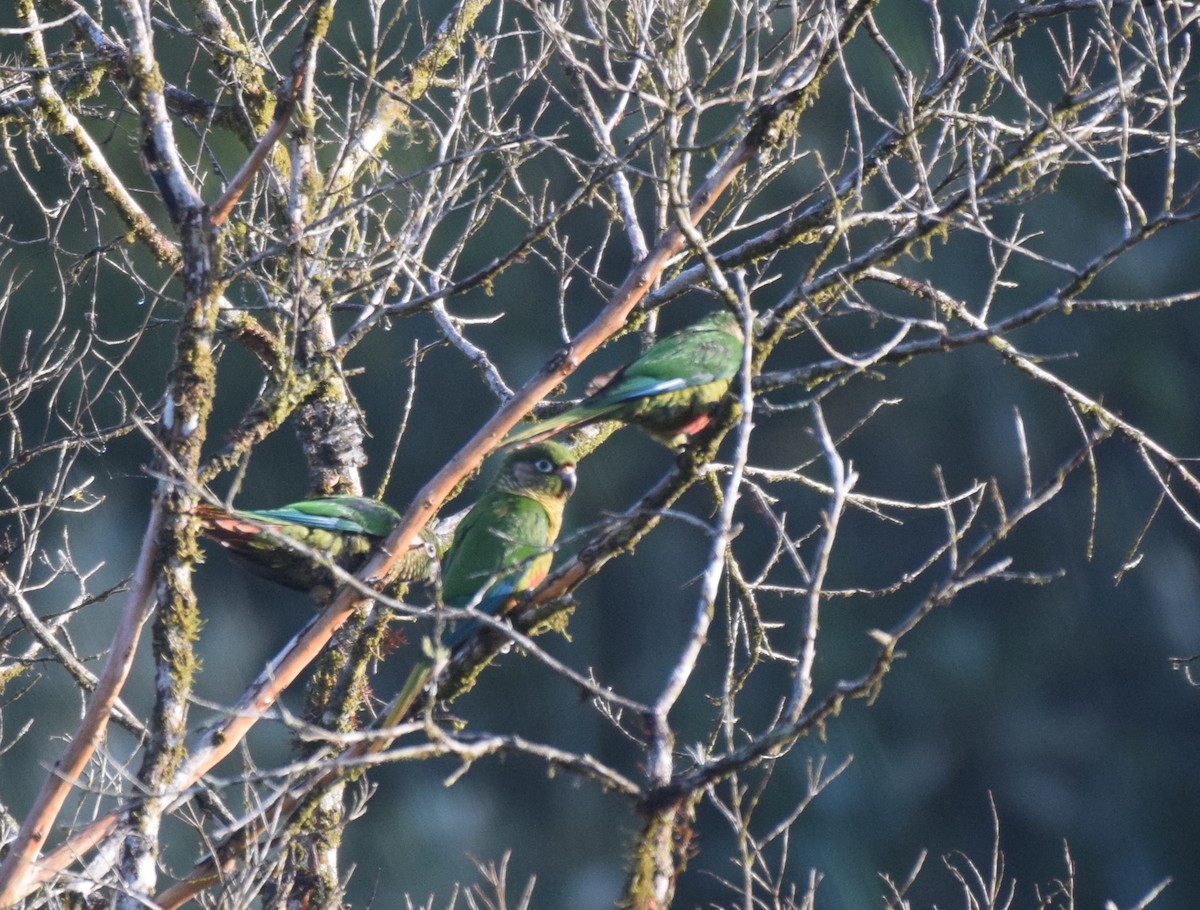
[381, 441, 578, 723]
[439, 440, 576, 643]
[196, 495, 439, 602]
[504, 310, 745, 448]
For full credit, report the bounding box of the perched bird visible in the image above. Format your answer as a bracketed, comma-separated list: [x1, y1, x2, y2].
[439, 439, 577, 645]
[196, 495, 439, 602]
[503, 309, 746, 448]
[384, 440, 577, 723]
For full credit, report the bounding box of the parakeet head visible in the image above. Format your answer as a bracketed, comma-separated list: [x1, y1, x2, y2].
[497, 440, 577, 501]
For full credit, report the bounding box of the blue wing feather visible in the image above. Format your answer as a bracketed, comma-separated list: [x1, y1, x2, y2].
[597, 374, 714, 405]
[244, 496, 399, 538]
[249, 509, 366, 534]
[445, 579, 519, 648]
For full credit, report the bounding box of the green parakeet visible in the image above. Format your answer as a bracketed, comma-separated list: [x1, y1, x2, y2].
[439, 439, 577, 645]
[196, 495, 439, 601]
[504, 309, 745, 448]
[384, 440, 577, 723]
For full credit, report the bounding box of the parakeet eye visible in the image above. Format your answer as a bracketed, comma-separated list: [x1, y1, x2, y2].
[534, 458, 554, 473]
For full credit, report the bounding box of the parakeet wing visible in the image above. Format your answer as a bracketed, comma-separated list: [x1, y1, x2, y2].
[246, 495, 401, 538]
[440, 490, 554, 617]
[198, 495, 438, 597]
[594, 312, 744, 404]
[503, 311, 744, 446]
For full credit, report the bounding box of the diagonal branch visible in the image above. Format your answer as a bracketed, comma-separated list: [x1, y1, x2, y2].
[18, 24, 842, 900]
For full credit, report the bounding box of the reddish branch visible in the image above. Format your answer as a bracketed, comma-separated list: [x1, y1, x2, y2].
[11, 63, 768, 910]
[0, 510, 164, 905]
[0, 3, 311, 903]
[147, 24, 846, 896]
[208, 65, 303, 228]
[0, 2, 842, 901]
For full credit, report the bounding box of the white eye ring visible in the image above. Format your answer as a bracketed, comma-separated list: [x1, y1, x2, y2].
[534, 458, 554, 473]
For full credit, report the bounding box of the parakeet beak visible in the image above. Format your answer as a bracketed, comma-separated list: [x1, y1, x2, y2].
[560, 464, 577, 495]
